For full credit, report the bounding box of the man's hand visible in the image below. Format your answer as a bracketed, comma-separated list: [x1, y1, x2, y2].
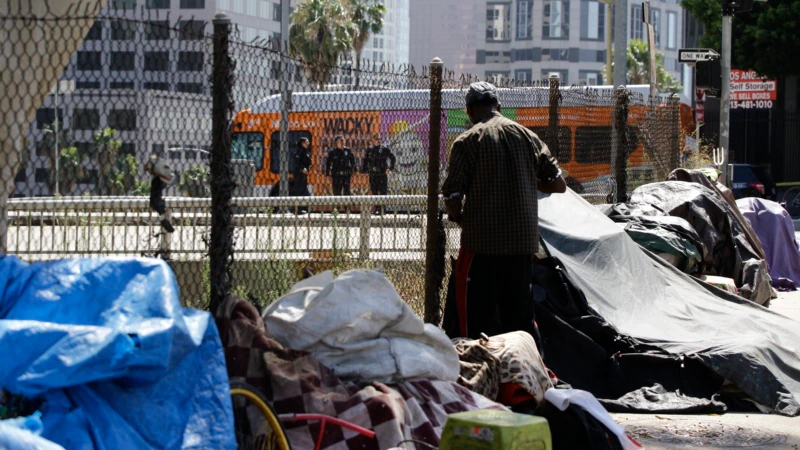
[538, 175, 567, 194]
[444, 195, 463, 224]
[302, 168, 308, 175]
[386, 169, 391, 175]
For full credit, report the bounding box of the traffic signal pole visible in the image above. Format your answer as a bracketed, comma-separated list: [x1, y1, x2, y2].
[720, 16, 732, 186]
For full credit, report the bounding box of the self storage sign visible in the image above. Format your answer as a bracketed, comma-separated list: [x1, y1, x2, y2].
[730, 69, 777, 109]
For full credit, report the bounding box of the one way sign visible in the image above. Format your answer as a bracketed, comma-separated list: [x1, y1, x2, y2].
[679, 48, 720, 64]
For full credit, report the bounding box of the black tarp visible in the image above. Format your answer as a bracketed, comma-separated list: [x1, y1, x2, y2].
[538, 190, 800, 416]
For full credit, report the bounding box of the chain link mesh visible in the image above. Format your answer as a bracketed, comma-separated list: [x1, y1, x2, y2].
[0, 3, 685, 317]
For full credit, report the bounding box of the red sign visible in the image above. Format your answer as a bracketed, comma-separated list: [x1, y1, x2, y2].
[695, 89, 705, 124]
[730, 69, 777, 109]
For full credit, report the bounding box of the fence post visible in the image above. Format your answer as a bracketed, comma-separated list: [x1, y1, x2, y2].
[424, 57, 444, 325]
[547, 75, 561, 158]
[613, 87, 630, 202]
[210, 13, 234, 316]
[669, 94, 681, 172]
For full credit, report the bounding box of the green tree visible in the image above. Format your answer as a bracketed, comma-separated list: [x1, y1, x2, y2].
[104, 154, 140, 196]
[346, 0, 386, 89]
[178, 164, 210, 197]
[605, 39, 682, 93]
[680, 0, 800, 78]
[58, 146, 84, 194]
[290, 0, 354, 90]
[90, 128, 122, 195]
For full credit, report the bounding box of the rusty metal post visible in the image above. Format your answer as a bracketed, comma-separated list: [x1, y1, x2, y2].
[613, 87, 630, 202]
[425, 57, 444, 325]
[669, 94, 681, 173]
[210, 13, 234, 316]
[547, 75, 561, 158]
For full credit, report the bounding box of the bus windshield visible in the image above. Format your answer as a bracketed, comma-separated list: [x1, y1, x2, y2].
[231, 132, 264, 170]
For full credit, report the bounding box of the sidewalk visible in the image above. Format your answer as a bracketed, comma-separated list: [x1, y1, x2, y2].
[611, 291, 800, 449]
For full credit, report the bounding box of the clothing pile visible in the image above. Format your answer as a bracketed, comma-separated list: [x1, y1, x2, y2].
[219, 270, 505, 450]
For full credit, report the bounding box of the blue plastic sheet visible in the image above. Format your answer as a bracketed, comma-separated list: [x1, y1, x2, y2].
[0, 256, 235, 449]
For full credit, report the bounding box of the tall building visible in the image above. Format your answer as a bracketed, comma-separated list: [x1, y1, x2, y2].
[358, 0, 410, 68]
[23, 0, 298, 196]
[410, 0, 688, 88]
[409, 0, 484, 75]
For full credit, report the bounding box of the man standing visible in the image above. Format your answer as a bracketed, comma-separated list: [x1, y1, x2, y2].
[325, 136, 356, 196]
[292, 137, 312, 214]
[362, 134, 396, 214]
[442, 82, 566, 339]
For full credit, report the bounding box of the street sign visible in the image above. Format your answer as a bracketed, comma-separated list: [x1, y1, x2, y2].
[679, 48, 720, 64]
[730, 69, 777, 109]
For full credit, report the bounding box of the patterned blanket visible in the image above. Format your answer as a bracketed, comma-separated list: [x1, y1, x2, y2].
[217, 295, 505, 450]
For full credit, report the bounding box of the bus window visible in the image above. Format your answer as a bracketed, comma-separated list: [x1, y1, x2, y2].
[232, 132, 265, 170]
[574, 126, 611, 164]
[528, 126, 572, 163]
[270, 131, 312, 174]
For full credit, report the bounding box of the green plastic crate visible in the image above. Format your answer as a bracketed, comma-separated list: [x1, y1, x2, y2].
[440, 409, 552, 450]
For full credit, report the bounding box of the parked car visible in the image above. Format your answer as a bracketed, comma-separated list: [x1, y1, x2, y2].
[730, 164, 777, 201]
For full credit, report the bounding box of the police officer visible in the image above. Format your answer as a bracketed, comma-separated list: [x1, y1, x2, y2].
[362, 134, 396, 214]
[292, 137, 312, 214]
[325, 135, 356, 196]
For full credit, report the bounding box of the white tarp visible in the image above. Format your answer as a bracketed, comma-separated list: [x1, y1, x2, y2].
[263, 269, 460, 383]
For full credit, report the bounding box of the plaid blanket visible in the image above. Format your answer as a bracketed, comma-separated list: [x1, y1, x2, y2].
[217, 295, 505, 450]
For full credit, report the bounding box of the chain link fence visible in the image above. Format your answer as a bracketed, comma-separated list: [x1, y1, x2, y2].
[0, 2, 685, 320]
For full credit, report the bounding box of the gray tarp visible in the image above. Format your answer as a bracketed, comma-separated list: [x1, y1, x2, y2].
[538, 190, 800, 416]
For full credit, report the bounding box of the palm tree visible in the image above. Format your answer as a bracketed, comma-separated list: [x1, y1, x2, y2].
[178, 164, 210, 197]
[604, 40, 682, 94]
[58, 146, 84, 194]
[38, 120, 73, 195]
[90, 128, 122, 195]
[290, 0, 354, 90]
[346, 0, 386, 90]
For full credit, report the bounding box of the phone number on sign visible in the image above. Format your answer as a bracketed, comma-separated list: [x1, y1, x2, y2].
[731, 100, 773, 109]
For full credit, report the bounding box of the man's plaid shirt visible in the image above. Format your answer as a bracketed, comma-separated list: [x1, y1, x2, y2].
[442, 111, 560, 255]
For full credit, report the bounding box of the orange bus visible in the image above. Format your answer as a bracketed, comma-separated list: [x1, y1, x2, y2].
[230, 85, 694, 197]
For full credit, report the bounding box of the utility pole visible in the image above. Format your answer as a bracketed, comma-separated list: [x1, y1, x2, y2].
[278, 0, 291, 198]
[613, 0, 628, 87]
[720, 15, 732, 186]
[600, 0, 613, 84]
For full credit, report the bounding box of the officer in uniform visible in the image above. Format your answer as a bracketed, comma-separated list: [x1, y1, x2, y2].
[292, 137, 312, 213]
[325, 135, 356, 196]
[362, 134, 396, 214]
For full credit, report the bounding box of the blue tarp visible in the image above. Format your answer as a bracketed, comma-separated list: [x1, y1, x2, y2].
[0, 256, 235, 449]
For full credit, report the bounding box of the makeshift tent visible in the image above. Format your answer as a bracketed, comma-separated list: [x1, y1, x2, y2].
[630, 181, 773, 305]
[538, 190, 800, 416]
[0, 257, 235, 449]
[737, 197, 800, 291]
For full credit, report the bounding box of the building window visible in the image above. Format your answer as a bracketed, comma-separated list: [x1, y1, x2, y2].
[179, 20, 205, 40]
[542, 48, 569, 61]
[144, 82, 170, 91]
[110, 81, 135, 89]
[79, 169, 99, 185]
[76, 81, 101, 89]
[85, 21, 103, 40]
[543, 0, 569, 39]
[35, 168, 48, 184]
[667, 11, 677, 49]
[177, 82, 205, 94]
[178, 51, 204, 71]
[108, 109, 137, 131]
[579, 70, 602, 86]
[144, 51, 170, 72]
[146, 0, 170, 8]
[580, 0, 604, 40]
[247, 0, 257, 15]
[119, 143, 137, 156]
[259, 0, 270, 19]
[180, 0, 205, 8]
[111, 0, 137, 9]
[73, 109, 100, 131]
[146, 20, 170, 40]
[77, 51, 102, 71]
[486, 3, 512, 42]
[515, 70, 531, 82]
[273, 3, 281, 21]
[111, 20, 137, 41]
[36, 108, 63, 129]
[111, 51, 136, 71]
[652, 9, 661, 47]
[218, 0, 230, 9]
[630, 4, 643, 40]
[233, 0, 244, 14]
[15, 168, 26, 183]
[516, 0, 532, 39]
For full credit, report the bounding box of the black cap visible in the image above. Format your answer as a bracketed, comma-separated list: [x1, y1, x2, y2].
[466, 81, 498, 106]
